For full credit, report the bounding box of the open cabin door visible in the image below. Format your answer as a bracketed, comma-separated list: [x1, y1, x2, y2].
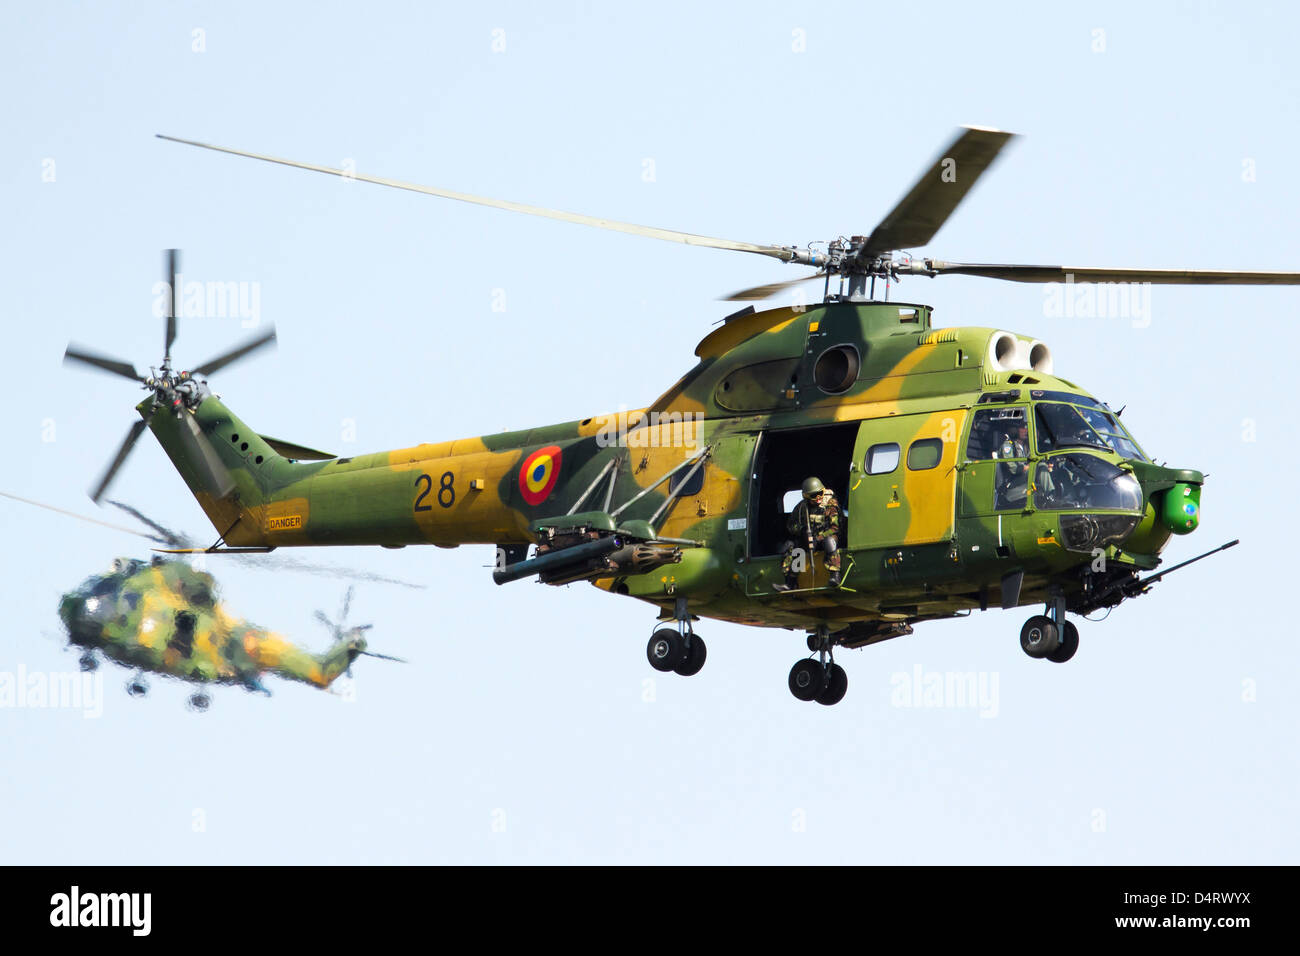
[748, 423, 858, 559]
[848, 410, 968, 550]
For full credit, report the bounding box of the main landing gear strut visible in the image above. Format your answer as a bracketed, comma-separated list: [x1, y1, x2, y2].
[1019, 588, 1079, 664]
[788, 625, 848, 705]
[646, 597, 707, 677]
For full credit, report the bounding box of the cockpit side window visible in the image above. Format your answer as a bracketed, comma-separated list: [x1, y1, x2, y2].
[967, 406, 1028, 461]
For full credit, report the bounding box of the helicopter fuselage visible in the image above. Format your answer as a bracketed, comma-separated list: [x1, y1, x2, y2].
[142, 299, 1204, 640]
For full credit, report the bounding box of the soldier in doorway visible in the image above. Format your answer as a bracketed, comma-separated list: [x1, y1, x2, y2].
[774, 477, 842, 591]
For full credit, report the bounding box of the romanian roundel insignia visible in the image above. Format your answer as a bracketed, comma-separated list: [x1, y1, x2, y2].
[519, 445, 562, 506]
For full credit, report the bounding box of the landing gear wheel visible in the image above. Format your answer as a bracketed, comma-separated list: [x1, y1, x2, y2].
[815, 663, 848, 706]
[187, 692, 211, 713]
[673, 635, 707, 676]
[78, 652, 98, 673]
[647, 628, 687, 672]
[1047, 621, 1079, 663]
[788, 659, 826, 701]
[126, 677, 149, 698]
[1020, 615, 1060, 659]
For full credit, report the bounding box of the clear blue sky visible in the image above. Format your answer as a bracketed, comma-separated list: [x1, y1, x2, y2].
[2, 1, 1297, 863]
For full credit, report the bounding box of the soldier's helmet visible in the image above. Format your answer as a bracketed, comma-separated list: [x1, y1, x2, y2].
[801, 476, 826, 499]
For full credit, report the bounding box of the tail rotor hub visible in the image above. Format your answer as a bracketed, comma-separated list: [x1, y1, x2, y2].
[61, 248, 276, 503]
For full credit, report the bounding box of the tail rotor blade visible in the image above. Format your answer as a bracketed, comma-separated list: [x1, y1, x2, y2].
[191, 327, 277, 378]
[177, 412, 236, 500]
[90, 420, 148, 504]
[164, 249, 179, 362]
[64, 345, 145, 383]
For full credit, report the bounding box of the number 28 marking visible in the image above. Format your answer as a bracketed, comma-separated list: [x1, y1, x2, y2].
[414, 471, 455, 511]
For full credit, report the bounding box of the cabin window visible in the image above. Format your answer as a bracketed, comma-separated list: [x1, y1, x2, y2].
[669, 464, 705, 497]
[865, 442, 900, 475]
[907, 438, 943, 470]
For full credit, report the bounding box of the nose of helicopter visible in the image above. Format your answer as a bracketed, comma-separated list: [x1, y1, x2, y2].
[1122, 461, 1205, 555]
[1155, 479, 1202, 534]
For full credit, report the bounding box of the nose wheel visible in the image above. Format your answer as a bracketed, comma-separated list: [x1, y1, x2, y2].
[1021, 590, 1080, 663]
[125, 673, 149, 698]
[1019, 615, 1060, 658]
[1047, 620, 1079, 663]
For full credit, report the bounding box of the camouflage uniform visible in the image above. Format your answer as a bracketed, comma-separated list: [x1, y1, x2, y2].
[779, 489, 842, 583]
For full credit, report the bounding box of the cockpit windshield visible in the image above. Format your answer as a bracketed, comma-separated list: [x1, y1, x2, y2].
[1032, 453, 1143, 512]
[1076, 406, 1146, 460]
[1034, 402, 1147, 461]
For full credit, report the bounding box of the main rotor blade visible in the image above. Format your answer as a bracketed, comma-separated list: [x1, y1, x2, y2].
[106, 499, 189, 548]
[723, 271, 825, 302]
[862, 126, 1017, 258]
[242, 553, 426, 589]
[899, 260, 1300, 284]
[157, 134, 800, 263]
[64, 345, 144, 383]
[164, 248, 179, 361]
[2, 491, 425, 586]
[0, 490, 167, 543]
[90, 419, 149, 504]
[360, 650, 407, 663]
[190, 327, 277, 377]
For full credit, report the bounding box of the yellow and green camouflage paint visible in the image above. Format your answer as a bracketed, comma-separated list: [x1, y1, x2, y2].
[59, 558, 364, 691]
[143, 300, 1204, 639]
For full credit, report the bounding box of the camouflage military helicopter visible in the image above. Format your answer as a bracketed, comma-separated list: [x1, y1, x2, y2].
[58, 555, 403, 711]
[62, 127, 1283, 705]
[2, 491, 414, 711]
